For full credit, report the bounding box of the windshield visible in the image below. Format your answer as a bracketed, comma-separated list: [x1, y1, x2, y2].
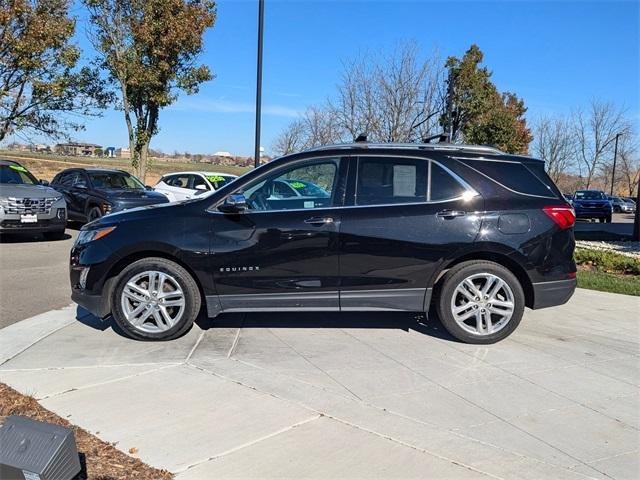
[0, 164, 39, 185]
[89, 172, 144, 190]
[574, 191, 606, 200]
[205, 175, 236, 189]
[282, 179, 330, 197]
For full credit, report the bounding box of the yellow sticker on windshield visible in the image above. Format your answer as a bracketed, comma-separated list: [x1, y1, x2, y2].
[289, 181, 306, 189]
[206, 175, 226, 183]
[9, 165, 28, 173]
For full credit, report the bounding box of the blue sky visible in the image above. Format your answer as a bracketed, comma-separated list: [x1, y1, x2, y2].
[21, 0, 640, 156]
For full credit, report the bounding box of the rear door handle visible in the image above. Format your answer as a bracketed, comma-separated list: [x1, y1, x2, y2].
[436, 210, 466, 219]
[304, 216, 334, 225]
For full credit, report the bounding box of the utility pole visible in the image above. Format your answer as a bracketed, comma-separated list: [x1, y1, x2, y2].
[254, 0, 264, 168]
[609, 132, 621, 195]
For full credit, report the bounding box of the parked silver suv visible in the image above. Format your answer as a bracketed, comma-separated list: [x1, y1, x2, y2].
[0, 159, 67, 239]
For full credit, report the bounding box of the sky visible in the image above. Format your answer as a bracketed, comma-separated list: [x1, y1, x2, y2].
[9, 0, 640, 156]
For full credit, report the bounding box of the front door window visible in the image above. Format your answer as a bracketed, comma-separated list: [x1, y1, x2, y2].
[241, 159, 339, 211]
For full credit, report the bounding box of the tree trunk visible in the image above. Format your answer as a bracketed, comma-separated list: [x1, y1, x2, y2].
[633, 179, 639, 241]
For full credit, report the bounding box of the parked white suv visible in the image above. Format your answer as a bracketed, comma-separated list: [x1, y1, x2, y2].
[154, 171, 238, 202]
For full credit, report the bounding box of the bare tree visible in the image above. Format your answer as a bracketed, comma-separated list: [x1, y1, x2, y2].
[532, 116, 576, 183]
[573, 100, 631, 189]
[617, 136, 640, 196]
[273, 42, 446, 155]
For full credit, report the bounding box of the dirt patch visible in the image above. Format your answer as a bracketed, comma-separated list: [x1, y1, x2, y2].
[0, 383, 172, 480]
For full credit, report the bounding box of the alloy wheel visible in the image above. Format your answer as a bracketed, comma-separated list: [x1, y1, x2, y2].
[120, 270, 186, 333]
[450, 273, 515, 336]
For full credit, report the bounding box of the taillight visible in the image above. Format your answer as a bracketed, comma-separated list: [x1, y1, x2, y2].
[543, 206, 575, 230]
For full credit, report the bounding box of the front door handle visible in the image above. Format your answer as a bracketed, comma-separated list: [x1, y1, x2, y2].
[436, 210, 466, 219]
[304, 216, 334, 225]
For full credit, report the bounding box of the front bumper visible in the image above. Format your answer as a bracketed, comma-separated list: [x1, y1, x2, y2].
[531, 278, 577, 309]
[72, 289, 111, 318]
[574, 209, 611, 218]
[0, 216, 66, 233]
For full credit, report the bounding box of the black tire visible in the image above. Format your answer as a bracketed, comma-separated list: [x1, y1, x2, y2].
[43, 230, 65, 241]
[599, 218, 606, 223]
[111, 257, 201, 341]
[87, 206, 102, 222]
[435, 260, 525, 344]
[606, 215, 612, 223]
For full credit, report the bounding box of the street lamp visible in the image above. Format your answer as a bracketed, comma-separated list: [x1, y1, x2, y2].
[254, 0, 264, 168]
[609, 132, 623, 196]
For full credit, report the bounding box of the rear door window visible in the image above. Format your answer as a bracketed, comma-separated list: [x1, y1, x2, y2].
[429, 163, 467, 201]
[355, 157, 427, 206]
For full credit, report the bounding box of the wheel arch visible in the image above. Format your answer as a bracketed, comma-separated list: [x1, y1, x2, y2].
[433, 250, 534, 309]
[104, 249, 206, 310]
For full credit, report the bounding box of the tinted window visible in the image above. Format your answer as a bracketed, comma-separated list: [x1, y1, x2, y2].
[356, 157, 427, 206]
[241, 159, 338, 211]
[166, 175, 190, 188]
[191, 175, 210, 190]
[430, 163, 466, 201]
[0, 164, 38, 185]
[462, 160, 556, 198]
[69, 172, 87, 187]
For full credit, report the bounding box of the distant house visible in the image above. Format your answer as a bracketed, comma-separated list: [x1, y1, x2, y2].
[214, 151, 233, 158]
[116, 147, 131, 159]
[56, 142, 102, 156]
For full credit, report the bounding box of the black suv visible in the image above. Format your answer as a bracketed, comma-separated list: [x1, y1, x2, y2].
[51, 168, 169, 223]
[70, 143, 576, 344]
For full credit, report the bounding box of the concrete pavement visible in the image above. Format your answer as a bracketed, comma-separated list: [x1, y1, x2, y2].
[0, 289, 638, 479]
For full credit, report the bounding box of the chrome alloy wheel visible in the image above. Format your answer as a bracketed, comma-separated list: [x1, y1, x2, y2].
[450, 273, 515, 336]
[120, 270, 185, 333]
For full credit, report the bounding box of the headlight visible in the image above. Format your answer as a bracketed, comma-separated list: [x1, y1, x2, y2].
[75, 226, 116, 246]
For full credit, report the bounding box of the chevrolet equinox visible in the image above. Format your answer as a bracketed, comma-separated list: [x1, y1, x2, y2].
[70, 142, 577, 344]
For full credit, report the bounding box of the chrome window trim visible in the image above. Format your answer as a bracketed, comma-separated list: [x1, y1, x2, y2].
[208, 154, 478, 214]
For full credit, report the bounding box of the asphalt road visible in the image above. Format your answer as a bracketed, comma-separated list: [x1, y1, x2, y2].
[0, 228, 78, 329]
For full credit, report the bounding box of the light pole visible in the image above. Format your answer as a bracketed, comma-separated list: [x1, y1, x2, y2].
[609, 132, 622, 196]
[254, 0, 264, 168]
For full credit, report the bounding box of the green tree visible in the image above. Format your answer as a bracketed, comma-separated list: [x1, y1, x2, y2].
[441, 45, 532, 154]
[84, 0, 216, 180]
[0, 0, 109, 142]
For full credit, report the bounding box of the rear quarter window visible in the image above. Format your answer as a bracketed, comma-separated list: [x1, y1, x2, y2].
[459, 159, 559, 198]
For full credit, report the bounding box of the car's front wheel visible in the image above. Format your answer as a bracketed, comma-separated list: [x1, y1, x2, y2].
[111, 257, 201, 341]
[436, 260, 525, 344]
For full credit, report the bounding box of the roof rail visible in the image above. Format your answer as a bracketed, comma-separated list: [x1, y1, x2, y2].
[302, 142, 504, 155]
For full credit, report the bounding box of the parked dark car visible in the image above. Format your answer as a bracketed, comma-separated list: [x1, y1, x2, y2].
[572, 190, 612, 222]
[0, 159, 67, 239]
[51, 168, 169, 223]
[70, 142, 576, 344]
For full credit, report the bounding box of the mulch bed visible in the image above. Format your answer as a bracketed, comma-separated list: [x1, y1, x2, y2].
[0, 383, 172, 480]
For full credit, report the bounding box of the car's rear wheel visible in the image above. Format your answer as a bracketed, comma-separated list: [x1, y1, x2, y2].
[436, 260, 525, 344]
[111, 257, 201, 341]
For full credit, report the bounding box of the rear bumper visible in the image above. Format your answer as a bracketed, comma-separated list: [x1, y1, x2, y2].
[531, 278, 577, 309]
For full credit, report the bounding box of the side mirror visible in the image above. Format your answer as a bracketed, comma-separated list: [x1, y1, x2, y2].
[195, 184, 208, 191]
[40, 180, 49, 186]
[75, 182, 87, 189]
[145, 185, 153, 190]
[218, 193, 248, 214]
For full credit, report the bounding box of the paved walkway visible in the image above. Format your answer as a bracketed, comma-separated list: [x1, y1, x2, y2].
[0, 289, 638, 479]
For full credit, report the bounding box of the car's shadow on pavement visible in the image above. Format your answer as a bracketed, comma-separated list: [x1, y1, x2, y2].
[75, 306, 458, 342]
[0, 231, 72, 243]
